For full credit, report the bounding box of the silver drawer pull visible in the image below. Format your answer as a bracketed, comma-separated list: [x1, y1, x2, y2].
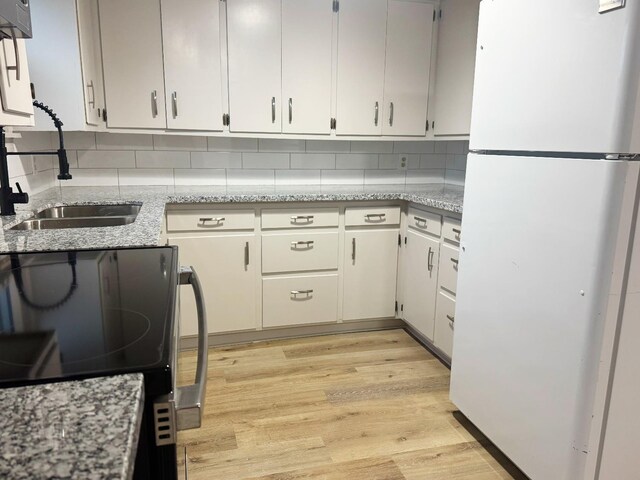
[291, 240, 315, 247]
[291, 289, 313, 296]
[452, 228, 461, 234]
[451, 257, 459, 264]
[414, 216, 427, 225]
[199, 217, 225, 225]
[365, 213, 386, 221]
[446, 314, 455, 323]
[290, 215, 314, 222]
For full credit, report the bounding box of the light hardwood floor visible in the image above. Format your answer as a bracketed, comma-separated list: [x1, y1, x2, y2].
[177, 329, 527, 480]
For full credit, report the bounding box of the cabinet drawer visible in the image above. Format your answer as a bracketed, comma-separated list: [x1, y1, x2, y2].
[167, 209, 254, 232]
[262, 232, 339, 273]
[345, 206, 401, 226]
[262, 208, 339, 229]
[434, 292, 456, 358]
[442, 216, 462, 243]
[263, 274, 338, 327]
[408, 207, 442, 236]
[439, 244, 459, 295]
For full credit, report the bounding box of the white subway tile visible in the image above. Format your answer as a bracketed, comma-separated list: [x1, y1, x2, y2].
[12, 170, 55, 194]
[321, 169, 364, 185]
[118, 169, 174, 186]
[445, 169, 466, 186]
[406, 169, 446, 184]
[258, 138, 305, 152]
[227, 169, 275, 185]
[446, 140, 465, 154]
[7, 154, 33, 178]
[190, 151, 242, 169]
[208, 137, 258, 152]
[135, 151, 190, 169]
[336, 153, 378, 170]
[275, 170, 321, 185]
[379, 154, 417, 170]
[65, 150, 79, 169]
[364, 170, 407, 185]
[78, 150, 136, 169]
[174, 169, 226, 186]
[33, 155, 54, 172]
[446, 154, 467, 171]
[242, 152, 289, 169]
[290, 153, 335, 169]
[153, 135, 207, 151]
[13, 131, 52, 150]
[434, 141, 448, 154]
[420, 153, 447, 169]
[350, 141, 393, 154]
[96, 133, 153, 150]
[58, 132, 96, 150]
[305, 140, 351, 153]
[393, 141, 435, 154]
[61, 169, 119, 187]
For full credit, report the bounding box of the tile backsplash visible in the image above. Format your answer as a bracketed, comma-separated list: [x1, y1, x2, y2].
[9, 131, 468, 190]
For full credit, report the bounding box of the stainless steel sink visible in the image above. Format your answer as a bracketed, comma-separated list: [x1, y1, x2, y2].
[11, 216, 137, 231]
[34, 204, 141, 218]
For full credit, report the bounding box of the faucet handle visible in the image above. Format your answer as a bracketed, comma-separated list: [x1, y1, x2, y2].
[15, 182, 22, 193]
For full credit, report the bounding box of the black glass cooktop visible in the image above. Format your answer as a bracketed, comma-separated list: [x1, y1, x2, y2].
[0, 247, 178, 388]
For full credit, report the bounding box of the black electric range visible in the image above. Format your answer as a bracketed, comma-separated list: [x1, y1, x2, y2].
[0, 246, 207, 480]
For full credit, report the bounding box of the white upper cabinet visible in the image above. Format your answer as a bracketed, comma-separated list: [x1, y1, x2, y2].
[281, 0, 333, 135]
[161, 0, 224, 131]
[77, 0, 106, 127]
[382, 1, 434, 136]
[0, 37, 33, 118]
[99, 0, 167, 129]
[432, 0, 479, 137]
[227, 0, 282, 133]
[335, 0, 388, 136]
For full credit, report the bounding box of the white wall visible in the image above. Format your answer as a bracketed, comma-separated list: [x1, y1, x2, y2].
[13, 131, 468, 188]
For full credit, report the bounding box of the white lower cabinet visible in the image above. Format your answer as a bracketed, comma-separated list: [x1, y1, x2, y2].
[439, 243, 459, 295]
[343, 229, 399, 320]
[434, 291, 455, 357]
[170, 234, 257, 335]
[402, 229, 440, 340]
[263, 274, 338, 327]
[262, 232, 339, 274]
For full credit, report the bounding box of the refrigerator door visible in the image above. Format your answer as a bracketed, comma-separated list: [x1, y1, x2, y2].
[469, 0, 640, 154]
[450, 153, 628, 479]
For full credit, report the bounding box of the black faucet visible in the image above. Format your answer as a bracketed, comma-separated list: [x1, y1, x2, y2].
[0, 100, 72, 216]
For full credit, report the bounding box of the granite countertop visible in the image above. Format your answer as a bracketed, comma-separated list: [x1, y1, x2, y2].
[0, 374, 144, 480]
[0, 184, 464, 253]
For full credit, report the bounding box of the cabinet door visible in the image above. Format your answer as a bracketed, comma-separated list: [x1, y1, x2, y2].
[281, 0, 333, 134]
[227, 0, 281, 133]
[343, 229, 399, 320]
[77, 0, 106, 127]
[0, 38, 33, 116]
[161, 0, 224, 131]
[335, 0, 387, 136]
[402, 230, 440, 340]
[432, 0, 480, 136]
[171, 235, 257, 335]
[99, 0, 166, 128]
[382, 0, 434, 136]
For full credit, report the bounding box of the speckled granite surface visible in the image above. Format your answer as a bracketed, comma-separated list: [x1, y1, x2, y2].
[0, 184, 463, 253]
[0, 374, 144, 480]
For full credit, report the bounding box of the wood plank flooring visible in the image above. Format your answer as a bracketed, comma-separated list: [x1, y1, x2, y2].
[177, 329, 526, 480]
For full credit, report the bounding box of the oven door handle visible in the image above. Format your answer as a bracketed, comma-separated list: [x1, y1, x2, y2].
[176, 266, 208, 431]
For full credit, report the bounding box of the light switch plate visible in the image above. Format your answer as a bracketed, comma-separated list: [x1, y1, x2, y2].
[599, 0, 625, 13]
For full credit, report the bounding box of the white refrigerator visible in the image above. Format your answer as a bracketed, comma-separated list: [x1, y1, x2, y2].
[449, 1, 640, 480]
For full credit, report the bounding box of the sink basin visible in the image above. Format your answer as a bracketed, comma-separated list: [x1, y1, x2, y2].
[34, 204, 141, 219]
[10, 216, 137, 230]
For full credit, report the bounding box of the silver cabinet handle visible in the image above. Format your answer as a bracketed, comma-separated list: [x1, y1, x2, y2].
[290, 215, 314, 223]
[451, 257, 459, 264]
[87, 81, 95, 108]
[291, 240, 314, 247]
[271, 96, 276, 123]
[374, 101, 379, 126]
[452, 227, 461, 239]
[151, 90, 158, 117]
[244, 241, 250, 267]
[352, 237, 356, 262]
[5, 29, 20, 81]
[172, 91, 178, 118]
[365, 213, 386, 222]
[291, 289, 313, 295]
[288, 98, 293, 124]
[446, 314, 455, 323]
[428, 247, 434, 272]
[414, 216, 427, 226]
[389, 102, 394, 126]
[176, 266, 208, 431]
[198, 217, 225, 226]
